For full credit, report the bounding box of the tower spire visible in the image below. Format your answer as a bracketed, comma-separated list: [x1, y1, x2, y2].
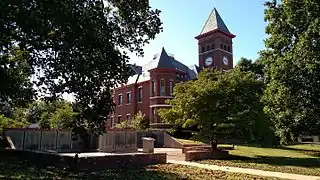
[196, 8, 235, 39]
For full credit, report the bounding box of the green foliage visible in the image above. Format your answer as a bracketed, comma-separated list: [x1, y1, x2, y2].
[159, 68, 269, 147]
[262, 0, 320, 144]
[0, 105, 30, 131]
[50, 103, 78, 129]
[27, 101, 47, 124]
[0, 47, 35, 108]
[130, 111, 149, 130]
[1, 0, 162, 136]
[39, 112, 51, 129]
[36, 100, 77, 129]
[114, 111, 149, 130]
[0, 114, 28, 131]
[236, 57, 264, 79]
[115, 120, 132, 129]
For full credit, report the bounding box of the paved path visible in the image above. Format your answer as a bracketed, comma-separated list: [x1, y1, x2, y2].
[167, 159, 320, 180]
[154, 148, 185, 161]
[152, 148, 320, 180]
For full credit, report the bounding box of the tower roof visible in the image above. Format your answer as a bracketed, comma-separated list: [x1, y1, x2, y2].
[197, 8, 235, 38]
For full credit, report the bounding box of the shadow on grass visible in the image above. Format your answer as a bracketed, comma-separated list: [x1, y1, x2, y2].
[239, 143, 320, 157]
[278, 146, 320, 157]
[224, 154, 320, 168]
[0, 157, 181, 180]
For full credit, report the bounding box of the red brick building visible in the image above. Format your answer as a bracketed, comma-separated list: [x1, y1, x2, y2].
[109, 8, 235, 127]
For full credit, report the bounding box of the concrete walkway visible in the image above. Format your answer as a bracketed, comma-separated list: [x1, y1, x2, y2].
[167, 160, 320, 180]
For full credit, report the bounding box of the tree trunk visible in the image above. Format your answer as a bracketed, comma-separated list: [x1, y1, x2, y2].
[210, 140, 217, 151]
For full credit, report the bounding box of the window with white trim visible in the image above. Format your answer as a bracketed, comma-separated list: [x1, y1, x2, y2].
[160, 79, 165, 96]
[118, 93, 122, 105]
[138, 87, 142, 102]
[169, 80, 174, 96]
[152, 107, 156, 123]
[151, 81, 156, 96]
[117, 115, 122, 124]
[126, 92, 131, 104]
[126, 114, 131, 121]
[111, 117, 114, 126]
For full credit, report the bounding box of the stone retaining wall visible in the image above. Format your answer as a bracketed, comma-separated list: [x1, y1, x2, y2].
[0, 150, 167, 171]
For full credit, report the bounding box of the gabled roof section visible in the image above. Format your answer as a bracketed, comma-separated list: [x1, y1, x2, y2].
[156, 47, 174, 69]
[144, 47, 188, 71]
[198, 8, 234, 38]
[117, 48, 201, 87]
[187, 65, 200, 80]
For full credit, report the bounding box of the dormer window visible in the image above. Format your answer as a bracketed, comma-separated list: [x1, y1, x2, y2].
[211, 44, 215, 50]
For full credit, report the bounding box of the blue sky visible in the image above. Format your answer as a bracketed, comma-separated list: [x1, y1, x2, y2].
[129, 0, 268, 67]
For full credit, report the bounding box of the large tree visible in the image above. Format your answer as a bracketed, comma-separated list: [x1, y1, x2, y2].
[262, 0, 320, 144]
[159, 68, 271, 148]
[1, 0, 162, 135]
[0, 47, 35, 109]
[236, 57, 264, 80]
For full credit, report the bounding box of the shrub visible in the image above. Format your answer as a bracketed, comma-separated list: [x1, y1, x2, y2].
[114, 111, 149, 130]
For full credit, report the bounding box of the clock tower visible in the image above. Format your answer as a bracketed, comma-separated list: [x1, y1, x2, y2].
[195, 8, 235, 70]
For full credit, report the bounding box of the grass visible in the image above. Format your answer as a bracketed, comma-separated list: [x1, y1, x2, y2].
[175, 138, 205, 145]
[198, 144, 320, 176]
[0, 156, 286, 180]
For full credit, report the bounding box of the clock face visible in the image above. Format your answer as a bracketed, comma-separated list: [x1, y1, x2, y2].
[223, 56, 228, 65]
[205, 57, 213, 66]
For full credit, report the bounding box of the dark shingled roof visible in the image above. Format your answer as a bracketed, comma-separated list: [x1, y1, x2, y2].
[200, 8, 231, 35]
[149, 48, 199, 79]
[122, 48, 200, 86]
[128, 64, 142, 75]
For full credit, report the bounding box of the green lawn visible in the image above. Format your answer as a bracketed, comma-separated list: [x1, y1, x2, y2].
[198, 144, 320, 176]
[175, 138, 205, 145]
[0, 157, 285, 180]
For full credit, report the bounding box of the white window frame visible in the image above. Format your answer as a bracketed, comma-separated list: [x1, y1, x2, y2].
[151, 80, 156, 96]
[160, 79, 165, 96]
[111, 116, 115, 127]
[152, 107, 156, 123]
[169, 79, 174, 96]
[117, 115, 122, 124]
[126, 91, 131, 105]
[126, 114, 131, 121]
[118, 93, 123, 106]
[138, 86, 143, 103]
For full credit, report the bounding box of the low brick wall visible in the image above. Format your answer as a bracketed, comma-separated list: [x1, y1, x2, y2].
[182, 145, 210, 153]
[0, 150, 167, 171]
[182, 145, 235, 153]
[185, 149, 229, 161]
